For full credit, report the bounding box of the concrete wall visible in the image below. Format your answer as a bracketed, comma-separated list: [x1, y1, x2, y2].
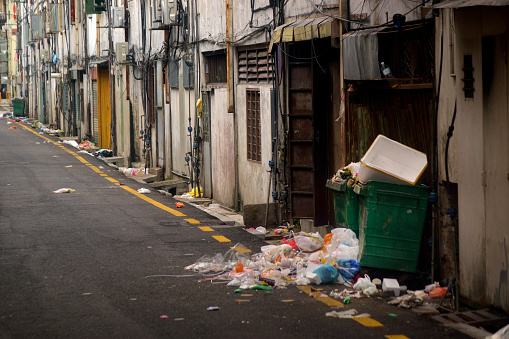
[236, 84, 273, 206]
[349, 0, 429, 26]
[437, 7, 509, 312]
[284, 0, 338, 18]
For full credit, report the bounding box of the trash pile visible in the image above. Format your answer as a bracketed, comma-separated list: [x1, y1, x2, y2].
[31, 121, 63, 135]
[331, 162, 361, 185]
[185, 228, 362, 289]
[118, 167, 146, 176]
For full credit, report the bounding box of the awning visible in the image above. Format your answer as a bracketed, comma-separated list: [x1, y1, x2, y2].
[431, 0, 509, 8]
[269, 16, 336, 51]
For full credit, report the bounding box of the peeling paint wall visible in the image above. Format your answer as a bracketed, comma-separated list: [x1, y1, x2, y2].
[438, 6, 509, 312]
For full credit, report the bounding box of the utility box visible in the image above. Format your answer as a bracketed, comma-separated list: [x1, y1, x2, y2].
[48, 3, 62, 33]
[40, 50, 49, 61]
[112, 8, 125, 28]
[85, 0, 106, 15]
[162, 0, 177, 25]
[116, 42, 129, 64]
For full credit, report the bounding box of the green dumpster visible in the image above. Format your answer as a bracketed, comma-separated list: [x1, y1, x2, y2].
[326, 179, 359, 237]
[354, 180, 430, 272]
[12, 98, 26, 117]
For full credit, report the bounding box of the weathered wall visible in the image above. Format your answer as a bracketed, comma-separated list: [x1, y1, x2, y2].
[349, 0, 429, 26]
[236, 84, 273, 206]
[210, 87, 235, 207]
[284, 0, 338, 18]
[443, 7, 509, 312]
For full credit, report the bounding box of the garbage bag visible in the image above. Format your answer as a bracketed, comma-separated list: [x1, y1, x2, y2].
[336, 259, 360, 282]
[295, 232, 324, 252]
[312, 265, 339, 284]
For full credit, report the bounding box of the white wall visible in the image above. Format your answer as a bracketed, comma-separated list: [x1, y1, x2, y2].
[349, 0, 430, 27]
[438, 6, 509, 312]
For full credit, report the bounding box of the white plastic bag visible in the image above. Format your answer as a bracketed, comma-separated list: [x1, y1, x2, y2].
[295, 232, 324, 252]
[353, 274, 377, 291]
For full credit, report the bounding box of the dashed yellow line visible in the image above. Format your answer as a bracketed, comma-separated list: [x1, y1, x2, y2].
[105, 177, 119, 183]
[198, 226, 214, 231]
[212, 235, 231, 243]
[120, 186, 185, 217]
[353, 317, 384, 327]
[75, 156, 90, 164]
[100, 173, 108, 177]
[88, 166, 103, 174]
[185, 219, 200, 225]
[297, 286, 344, 307]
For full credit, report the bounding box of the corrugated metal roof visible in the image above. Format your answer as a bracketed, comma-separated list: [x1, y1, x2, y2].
[432, 0, 509, 8]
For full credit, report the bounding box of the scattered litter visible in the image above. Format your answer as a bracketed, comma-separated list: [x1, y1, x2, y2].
[63, 140, 79, 148]
[382, 278, 401, 296]
[325, 309, 358, 319]
[35, 142, 40, 144]
[388, 292, 424, 308]
[81, 293, 92, 296]
[250, 285, 272, 290]
[492, 323, 509, 339]
[66, 165, 73, 168]
[236, 299, 250, 304]
[6, 121, 12, 124]
[207, 307, 220, 311]
[389, 313, 397, 317]
[53, 188, 76, 193]
[160, 315, 169, 319]
[9, 126, 16, 129]
[343, 297, 351, 304]
[281, 300, 295, 303]
[234, 289, 242, 293]
[137, 188, 151, 194]
[174, 318, 184, 321]
[175, 202, 185, 208]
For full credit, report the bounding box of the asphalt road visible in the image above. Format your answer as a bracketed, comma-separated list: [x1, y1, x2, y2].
[0, 118, 466, 338]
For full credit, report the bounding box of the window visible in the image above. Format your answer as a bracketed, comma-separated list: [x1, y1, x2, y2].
[246, 89, 261, 162]
[238, 47, 274, 83]
[204, 52, 227, 84]
[462, 55, 474, 99]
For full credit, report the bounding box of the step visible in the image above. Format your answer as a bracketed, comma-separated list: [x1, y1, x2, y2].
[150, 179, 188, 195]
[103, 156, 125, 167]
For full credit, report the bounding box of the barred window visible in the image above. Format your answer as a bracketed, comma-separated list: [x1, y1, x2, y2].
[246, 89, 261, 162]
[238, 48, 274, 83]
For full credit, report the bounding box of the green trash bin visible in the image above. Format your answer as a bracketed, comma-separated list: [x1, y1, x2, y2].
[354, 180, 430, 272]
[326, 179, 359, 237]
[12, 98, 26, 117]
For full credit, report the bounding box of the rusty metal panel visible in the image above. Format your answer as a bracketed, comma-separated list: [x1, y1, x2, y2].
[291, 170, 314, 192]
[291, 194, 314, 218]
[345, 86, 434, 185]
[290, 116, 313, 141]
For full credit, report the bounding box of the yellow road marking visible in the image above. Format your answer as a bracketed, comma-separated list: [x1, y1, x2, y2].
[105, 177, 119, 183]
[297, 286, 344, 307]
[100, 174, 108, 177]
[120, 186, 186, 217]
[198, 226, 214, 231]
[75, 156, 90, 164]
[89, 166, 103, 174]
[385, 336, 410, 339]
[354, 317, 384, 327]
[184, 219, 200, 224]
[212, 235, 231, 243]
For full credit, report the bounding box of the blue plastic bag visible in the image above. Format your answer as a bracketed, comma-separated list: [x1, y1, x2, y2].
[336, 259, 360, 282]
[313, 265, 339, 284]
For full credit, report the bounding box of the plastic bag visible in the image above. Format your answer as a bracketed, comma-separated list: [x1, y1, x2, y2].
[353, 274, 376, 291]
[336, 259, 360, 282]
[313, 265, 339, 284]
[295, 232, 324, 252]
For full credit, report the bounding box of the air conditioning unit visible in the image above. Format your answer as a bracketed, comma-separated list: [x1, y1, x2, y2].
[17, 75, 22, 84]
[112, 8, 125, 28]
[152, 0, 161, 23]
[0, 51, 7, 62]
[0, 63, 7, 74]
[161, 0, 177, 25]
[116, 42, 129, 64]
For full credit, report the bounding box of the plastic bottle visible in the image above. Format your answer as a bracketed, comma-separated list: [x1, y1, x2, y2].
[380, 62, 394, 78]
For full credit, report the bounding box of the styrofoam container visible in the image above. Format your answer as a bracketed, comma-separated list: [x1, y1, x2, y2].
[357, 135, 428, 185]
[382, 278, 401, 296]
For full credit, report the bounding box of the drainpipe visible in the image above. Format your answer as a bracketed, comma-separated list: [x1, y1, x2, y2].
[108, 0, 117, 154]
[226, 0, 239, 210]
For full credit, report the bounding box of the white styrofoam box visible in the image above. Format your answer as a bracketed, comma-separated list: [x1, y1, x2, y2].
[357, 135, 428, 185]
[382, 278, 401, 296]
